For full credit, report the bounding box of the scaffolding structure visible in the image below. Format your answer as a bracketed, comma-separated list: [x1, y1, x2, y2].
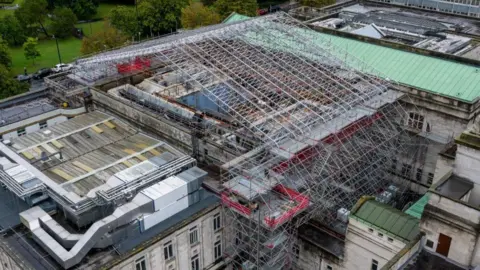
[75, 12, 428, 270]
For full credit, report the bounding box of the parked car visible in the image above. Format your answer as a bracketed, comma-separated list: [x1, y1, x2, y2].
[33, 68, 52, 80]
[16, 74, 32, 83]
[52, 63, 74, 73]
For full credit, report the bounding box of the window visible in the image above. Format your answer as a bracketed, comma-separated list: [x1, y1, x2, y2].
[293, 244, 300, 260]
[401, 164, 412, 177]
[427, 173, 434, 185]
[213, 213, 221, 231]
[416, 168, 422, 182]
[190, 226, 199, 245]
[214, 240, 222, 260]
[368, 228, 374, 233]
[17, 128, 26, 137]
[135, 256, 147, 270]
[391, 159, 397, 171]
[39, 121, 47, 129]
[371, 259, 379, 270]
[426, 239, 434, 248]
[407, 112, 424, 130]
[191, 254, 200, 270]
[164, 241, 174, 260]
[204, 148, 208, 156]
[326, 265, 333, 270]
[378, 232, 383, 238]
[387, 237, 394, 243]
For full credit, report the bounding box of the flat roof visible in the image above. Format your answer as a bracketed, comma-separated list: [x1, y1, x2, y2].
[4, 111, 182, 199]
[0, 97, 56, 127]
[298, 223, 345, 259]
[225, 14, 480, 102]
[351, 198, 420, 242]
[2, 190, 219, 270]
[407, 249, 466, 270]
[435, 174, 473, 200]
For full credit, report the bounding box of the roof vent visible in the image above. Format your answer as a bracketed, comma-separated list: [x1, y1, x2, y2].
[43, 130, 52, 136]
[2, 140, 11, 146]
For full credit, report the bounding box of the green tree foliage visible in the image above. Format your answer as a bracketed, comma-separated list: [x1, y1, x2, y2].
[181, 2, 221, 29]
[23, 37, 41, 65]
[50, 7, 78, 38]
[0, 15, 27, 46]
[71, 0, 98, 20]
[138, 0, 188, 34]
[300, 0, 335, 7]
[0, 39, 12, 70]
[109, 6, 139, 38]
[52, 0, 98, 20]
[110, 0, 188, 38]
[201, 0, 216, 6]
[15, 0, 50, 36]
[0, 39, 29, 99]
[0, 67, 30, 99]
[214, 0, 258, 18]
[81, 22, 129, 55]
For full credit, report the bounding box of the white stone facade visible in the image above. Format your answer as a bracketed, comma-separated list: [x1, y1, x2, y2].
[112, 206, 223, 270]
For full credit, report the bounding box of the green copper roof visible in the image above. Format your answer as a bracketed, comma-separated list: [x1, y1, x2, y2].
[223, 12, 251, 24]
[405, 194, 430, 219]
[352, 199, 420, 242]
[224, 14, 480, 102]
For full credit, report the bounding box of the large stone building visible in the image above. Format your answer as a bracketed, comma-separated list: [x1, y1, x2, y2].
[297, 196, 423, 270]
[0, 9, 478, 270]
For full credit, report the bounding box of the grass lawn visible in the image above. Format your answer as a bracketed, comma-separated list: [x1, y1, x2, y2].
[9, 37, 82, 75]
[0, 0, 24, 18]
[5, 3, 132, 74]
[76, 20, 106, 36]
[94, 3, 134, 19]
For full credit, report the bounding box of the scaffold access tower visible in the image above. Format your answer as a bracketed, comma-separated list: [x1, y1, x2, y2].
[75, 12, 428, 270]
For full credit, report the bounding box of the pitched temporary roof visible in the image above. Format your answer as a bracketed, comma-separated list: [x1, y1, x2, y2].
[224, 14, 480, 102]
[352, 199, 420, 242]
[405, 193, 430, 219]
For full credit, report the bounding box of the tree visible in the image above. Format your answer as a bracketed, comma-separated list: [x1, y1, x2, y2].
[109, 6, 139, 38]
[0, 39, 12, 70]
[181, 2, 221, 29]
[0, 15, 27, 46]
[214, 0, 258, 18]
[23, 37, 41, 65]
[138, 0, 188, 35]
[0, 41, 29, 98]
[81, 22, 129, 55]
[0, 66, 30, 98]
[50, 7, 78, 38]
[71, 0, 98, 20]
[201, 0, 216, 6]
[15, 0, 50, 36]
[300, 0, 335, 7]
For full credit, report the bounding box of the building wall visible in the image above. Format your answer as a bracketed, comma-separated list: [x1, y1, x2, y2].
[296, 218, 408, 270]
[112, 206, 223, 270]
[0, 107, 86, 140]
[342, 218, 407, 270]
[421, 192, 480, 267]
[455, 144, 480, 206]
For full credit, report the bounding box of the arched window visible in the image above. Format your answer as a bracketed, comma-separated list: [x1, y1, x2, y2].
[407, 112, 424, 130]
